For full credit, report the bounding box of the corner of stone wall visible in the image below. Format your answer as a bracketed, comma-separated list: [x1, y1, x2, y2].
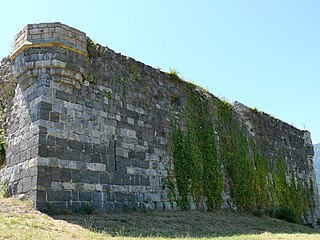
[0, 23, 88, 208]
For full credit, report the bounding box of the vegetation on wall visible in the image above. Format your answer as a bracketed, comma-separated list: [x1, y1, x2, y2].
[104, 89, 114, 100]
[87, 72, 98, 84]
[86, 37, 104, 59]
[0, 103, 5, 167]
[215, 99, 256, 209]
[270, 157, 312, 223]
[168, 69, 182, 83]
[216, 100, 313, 221]
[171, 81, 314, 222]
[172, 84, 223, 210]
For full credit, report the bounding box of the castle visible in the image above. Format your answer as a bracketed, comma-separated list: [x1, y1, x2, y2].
[0, 23, 319, 225]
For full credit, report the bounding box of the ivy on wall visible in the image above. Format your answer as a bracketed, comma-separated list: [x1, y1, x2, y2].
[0, 103, 5, 167]
[215, 99, 256, 209]
[216, 100, 314, 220]
[172, 85, 223, 210]
[171, 84, 315, 222]
[270, 156, 312, 219]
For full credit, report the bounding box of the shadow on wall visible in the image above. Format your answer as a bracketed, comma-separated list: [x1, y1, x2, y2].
[51, 210, 320, 238]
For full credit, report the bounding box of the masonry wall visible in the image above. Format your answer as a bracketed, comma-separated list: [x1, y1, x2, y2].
[0, 23, 319, 224]
[234, 102, 320, 223]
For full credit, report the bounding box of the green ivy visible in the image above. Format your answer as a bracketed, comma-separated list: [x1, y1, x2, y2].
[172, 85, 223, 210]
[104, 89, 114, 99]
[215, 99, 255, 209]
[115, 76, 129, 96]
[0, 104, 5, 167]
[269, 156, 312, 222]
[172, 124, 190, 209]
[252, 142, 270, 211]
[214, 99, 313, 219]
[86, 37, 104, 59]
[172, 90, 314, 221]
[87, 72, 97, 84]
[166, 160, 177, 208]
[129, 65, 142, 84]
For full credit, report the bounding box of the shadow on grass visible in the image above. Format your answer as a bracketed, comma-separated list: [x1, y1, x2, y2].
[51, 210, 320, 238]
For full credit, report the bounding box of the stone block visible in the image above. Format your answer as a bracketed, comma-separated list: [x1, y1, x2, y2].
[51, 168, 61, 182]
[60, 169, 71, 182]
[38, 177, 51, 190]
[103, 202, 114, 213]
[51, 182, 62, 190]
[90, 171, 99, 183]
[99, 172, 110, 184]
[59, 190, 72, 201]
[116, 148, 128, 158]
[47, 190, 60, 201]
[79, 191, 92, 201]
[71, 170, 81, 183]
[37, 190, 47, 203]
[80, 170, 91, 183]
[68, 140, 84, 151]
[49, 112, 60, 122]
[38, 144, 48, 157]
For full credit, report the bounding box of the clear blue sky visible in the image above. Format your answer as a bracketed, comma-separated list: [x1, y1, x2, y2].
[1, 0, 320, 143]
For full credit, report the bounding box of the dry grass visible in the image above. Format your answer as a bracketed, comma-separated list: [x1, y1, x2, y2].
[0, 196, 320, 240]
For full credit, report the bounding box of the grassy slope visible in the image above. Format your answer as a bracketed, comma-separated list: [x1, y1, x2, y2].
[0, 196, 320, 240]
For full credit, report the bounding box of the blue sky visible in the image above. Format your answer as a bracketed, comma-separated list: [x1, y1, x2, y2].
[1, 0, 320, 143]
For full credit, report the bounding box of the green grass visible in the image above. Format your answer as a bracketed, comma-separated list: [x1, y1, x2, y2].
[0, 196, 319, 239]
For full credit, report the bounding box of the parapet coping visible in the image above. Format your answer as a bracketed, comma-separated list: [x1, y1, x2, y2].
[10, 37, 88, 60]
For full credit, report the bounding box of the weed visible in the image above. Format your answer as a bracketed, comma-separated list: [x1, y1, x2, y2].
[104, 89, 114, 99]
[115, 226, 126, 237]
[87, 72, 97, 84]
[86, 37, 104, 59]
[115, 76, 129, 96]
[251, 107, 260, 114]
[84, 215, 94, 230]
[169, 68, 182, 82]
[129, 65, 143, 83]
[0, 179, 10, 198]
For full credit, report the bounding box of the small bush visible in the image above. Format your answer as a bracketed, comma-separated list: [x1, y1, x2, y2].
[104, 89, 114, 99]
[273, 207, 300, 223]
[251, 107, 260, 114]
[169, 68, 181, 82]
[0, 179, 11, 198]
[87, 72, 97, 84]
[253, 207, 264, 217]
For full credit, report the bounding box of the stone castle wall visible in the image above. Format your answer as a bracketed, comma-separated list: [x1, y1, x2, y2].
[0, 23, 319, 224]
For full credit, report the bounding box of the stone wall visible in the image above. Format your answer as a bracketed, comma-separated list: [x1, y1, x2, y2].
[0, 22, 319, 224]
[234, 102, 320, 223]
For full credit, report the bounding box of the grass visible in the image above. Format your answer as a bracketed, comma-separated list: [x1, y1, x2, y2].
[0, 196, 320, 239]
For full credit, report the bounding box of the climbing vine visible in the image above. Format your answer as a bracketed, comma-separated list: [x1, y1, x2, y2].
[215, 100, 314, 220]
[270, 156, 311, 221]
[171, 85, 314, 223]
[86, 37, 104, 59]
[215, 99, 255, 209]
[172, 84, 223, 210]
[252, 142, 271, 211]
[0, 103, 5, 167]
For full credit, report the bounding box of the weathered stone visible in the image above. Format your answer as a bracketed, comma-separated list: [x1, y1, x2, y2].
[0, 22, 318, 227]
